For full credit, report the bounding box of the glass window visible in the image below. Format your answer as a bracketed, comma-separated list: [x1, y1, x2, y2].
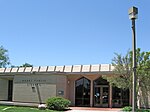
[94, 77, 109, 86]
[75, 77, 91, 106]
[112, 87, 129, 107]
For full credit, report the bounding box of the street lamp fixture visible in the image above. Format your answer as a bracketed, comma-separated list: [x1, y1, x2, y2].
[128, 6, 138, 112]
[128, 7, 138, 20]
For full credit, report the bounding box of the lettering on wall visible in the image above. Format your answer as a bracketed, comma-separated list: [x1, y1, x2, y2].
[15, 79, 47, 84]
[21, 79, 46, 83]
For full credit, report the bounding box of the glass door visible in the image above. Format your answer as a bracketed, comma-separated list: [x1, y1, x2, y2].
[94, 86, 109, 107]
[75, 77, 91, 106]
[102, 87, 109, 107]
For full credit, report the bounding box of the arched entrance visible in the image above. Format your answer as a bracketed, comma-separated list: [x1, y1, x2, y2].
[94, 77, 109, 107]
[75, 77, 91, 106]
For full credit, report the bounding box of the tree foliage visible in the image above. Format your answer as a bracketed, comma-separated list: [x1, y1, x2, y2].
[135, 49, 150, 90]
[0, 46, 10, 68]
[103, 48, 150, 108]
[20, 63, 33, 67]
[11, 63, 33, 68]
[103, 50, 132, 89]
[103, 48, 150, 90]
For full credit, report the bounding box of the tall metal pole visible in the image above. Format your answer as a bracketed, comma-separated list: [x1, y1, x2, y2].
[128, 6, 138, 112]
[131, 18, 137, 112]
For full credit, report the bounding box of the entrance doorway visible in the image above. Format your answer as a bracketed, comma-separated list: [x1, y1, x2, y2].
[94, 86, 109, 107]
[75, 77, 91, 106]
[8, 80, 13, 101]
[94, 77, 109, 107]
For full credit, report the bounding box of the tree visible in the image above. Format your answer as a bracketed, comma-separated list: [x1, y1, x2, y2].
[0, 46, 10, 68]
[11, 63, 33, 68]
[103, 48, 150, 108]
[134, 49, 150, 108]
[103, 51, 132, 89]
[20, 63, 33, 67]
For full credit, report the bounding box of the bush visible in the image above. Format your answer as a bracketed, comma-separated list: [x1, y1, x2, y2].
[46, 97, 71, 111]
[122, 106, 150, 112]
[137, 109, 150, 112]
[122, 106, 132, 111]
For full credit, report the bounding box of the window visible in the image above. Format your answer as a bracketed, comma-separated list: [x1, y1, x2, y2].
[75, 77, 91, 106]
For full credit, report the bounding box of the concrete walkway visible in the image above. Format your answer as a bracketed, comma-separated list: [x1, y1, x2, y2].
[65, 107, 122, 112]
[0, 101, 38, 107]
[0, 101, 122, 112]
[66, 110, 121, 112]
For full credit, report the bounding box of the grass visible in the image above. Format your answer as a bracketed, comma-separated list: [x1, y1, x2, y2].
[0, 105, 63, 112]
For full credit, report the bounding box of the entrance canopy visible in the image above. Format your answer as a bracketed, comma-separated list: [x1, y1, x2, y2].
[0, 64, 114, 75]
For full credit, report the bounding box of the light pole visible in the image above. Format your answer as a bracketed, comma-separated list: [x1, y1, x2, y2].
[128, 6, 138, 112]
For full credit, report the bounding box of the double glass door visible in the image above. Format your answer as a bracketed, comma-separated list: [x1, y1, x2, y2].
[94, 86, 109, 107]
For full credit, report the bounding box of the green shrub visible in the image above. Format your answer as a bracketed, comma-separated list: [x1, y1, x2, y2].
[122, 106, 150, 112]
[137, 109, 150, 112]
[46, 97, 71, 111]
[122, 106, 132, 111]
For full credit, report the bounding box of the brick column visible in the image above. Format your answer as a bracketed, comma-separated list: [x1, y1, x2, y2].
[129, 89, 132, 106]
[90, 80, 93, 107]
[109, 85, 112, 108]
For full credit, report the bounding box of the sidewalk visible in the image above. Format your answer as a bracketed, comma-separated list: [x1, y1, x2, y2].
[0, 101, 38, 107]
[0, 101, 122, 112]
[66, 107, 122, 112]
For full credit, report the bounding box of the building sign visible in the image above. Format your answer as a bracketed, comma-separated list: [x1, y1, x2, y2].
[14, 75, 57, 84]
[21, 79, 46, 83]
[58, 90, 64, 96]
[14, 79, 48, 84]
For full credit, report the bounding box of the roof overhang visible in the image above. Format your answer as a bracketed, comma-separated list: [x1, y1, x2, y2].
[0, 64, 115, 76]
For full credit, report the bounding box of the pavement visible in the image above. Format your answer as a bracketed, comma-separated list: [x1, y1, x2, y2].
[0, 101, 122, 112]
[65, 107, 122, 112]
[66, 110, 121, 112]
[0, 101, 38, 107]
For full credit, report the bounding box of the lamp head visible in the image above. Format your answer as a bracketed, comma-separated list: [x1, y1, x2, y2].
[128, 6, 138, 20]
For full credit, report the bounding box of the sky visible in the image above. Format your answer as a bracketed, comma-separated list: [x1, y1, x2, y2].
[0, 0, 150, 67]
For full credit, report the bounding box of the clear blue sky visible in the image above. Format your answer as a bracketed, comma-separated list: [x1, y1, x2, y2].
[0, 0, 150, 66]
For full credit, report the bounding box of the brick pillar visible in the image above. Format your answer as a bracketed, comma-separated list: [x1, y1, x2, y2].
[90, 80, 93, 107]
[109, 85, 112, 108]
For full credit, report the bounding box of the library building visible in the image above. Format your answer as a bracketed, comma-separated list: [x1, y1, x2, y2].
[0, 64, 149, 108]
